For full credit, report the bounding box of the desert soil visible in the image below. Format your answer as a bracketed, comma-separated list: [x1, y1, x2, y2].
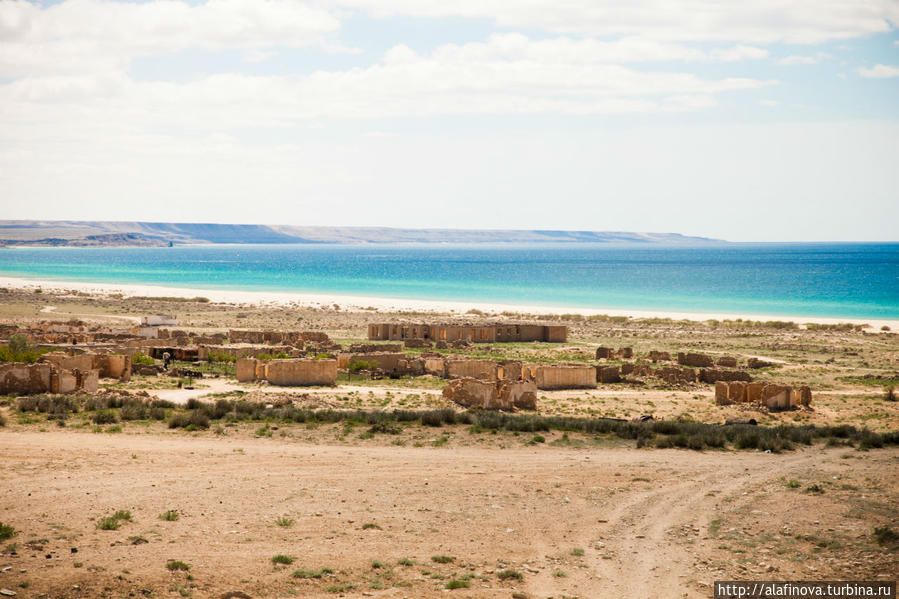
[1, 428, 897, 599]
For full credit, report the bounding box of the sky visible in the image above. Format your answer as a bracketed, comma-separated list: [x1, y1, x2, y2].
[0, 0, 897, 242]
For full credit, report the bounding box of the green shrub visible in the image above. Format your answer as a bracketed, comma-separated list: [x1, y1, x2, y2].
[166, 560, 190, 571]
[874, 526, 898, 547]
[0, 522, 15, 541]
[431, 555, 454, 564]
[271, 554, 295, 565]
[497, 569, 523, 581]
[97, 517, 121, 530]
[160, 510, 179, 521]
[91, 410, 118, 425]
[445, 579, 470, 589]
[131, 353, 155, 366]
[276, 517, 294, 528]
[0, 334, 47, 363]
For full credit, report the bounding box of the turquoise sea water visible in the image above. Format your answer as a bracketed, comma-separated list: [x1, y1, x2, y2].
[0, 243, 897, 320]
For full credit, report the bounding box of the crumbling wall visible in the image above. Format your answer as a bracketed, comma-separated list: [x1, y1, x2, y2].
[595, 347, 612, 359]
[0, 363, 51, 394]
[535, 365, 596, 389]
[655, 366, 697, 385]
[597, 365, 621, 383]
[96, 354, 131, 381]
[337, 352, 405, 372]
[348, 343, 403, 353]
[714, 381, 811, 410]
[423, 357, 446, 376]
[716, 356, 738, 368]
[648, 350, 671, 362]
[698, 369, 752, 384]
[41, 352, 94, 372]
[236, 358, 257, 382]
[264, 359, 337, 386]
[445, 359, 498, 381]
[403, 339, 432, 349]
[499, 380, 538, 410]
[747, 358, 774, 369]
[368, 323, 567, 343]
[442, 378, 538, 411]
[442, 378, 498, 409]
[497, 360, 523, 381]
[677, 352, 715, 368]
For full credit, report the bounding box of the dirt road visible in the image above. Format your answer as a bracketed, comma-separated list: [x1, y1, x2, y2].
[1, 429, 895, 598]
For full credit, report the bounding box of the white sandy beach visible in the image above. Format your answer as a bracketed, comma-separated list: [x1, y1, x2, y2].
[1, 275, 897, 331]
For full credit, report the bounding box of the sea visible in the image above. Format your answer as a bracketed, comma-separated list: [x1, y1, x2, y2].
[0, 243, 897, 321]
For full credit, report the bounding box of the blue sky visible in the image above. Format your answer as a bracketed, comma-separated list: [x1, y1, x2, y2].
[0, 0, 897, 241]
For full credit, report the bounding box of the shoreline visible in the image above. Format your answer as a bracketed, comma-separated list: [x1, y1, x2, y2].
[2, 275, 896, 330]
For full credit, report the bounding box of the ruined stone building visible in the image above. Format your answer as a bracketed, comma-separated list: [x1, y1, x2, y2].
[367, 323, 567, 343]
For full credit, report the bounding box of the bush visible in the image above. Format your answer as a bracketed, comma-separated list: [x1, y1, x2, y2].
[497, 569, 523, 581]
[446, 579, 470, 589]
[0, 522, 15, 541]
[431, 555, 454, 564]
[272, 554, 295, 565]
[91, 410, 118, 425]
[97, 517, 121, 530]
[0, 334, 47, 363]
[874, 526, 898, 547]
[166, 560, 190, 571]
[160, 510, 179, 521]
[131, 352, 155, 366]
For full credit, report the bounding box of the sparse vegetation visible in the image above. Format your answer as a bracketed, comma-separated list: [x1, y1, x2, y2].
[445, 579, 470, 589]
[873, 526, 898, 548]
[271, 554, 295, 565]
[166, 560, 191, 571]
[0, 522, 15, 542]
[431, 555, 455, 564]
[276, 517, 294, 528]
[160, 510, 179, 521]
[0, 334, 47, 363]
[97, 510, 131, 530]
[497, 569, 523, 581]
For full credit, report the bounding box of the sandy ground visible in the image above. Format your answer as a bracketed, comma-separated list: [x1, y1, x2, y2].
[3, 275, 897, 330]
[1, 429, 896, 599]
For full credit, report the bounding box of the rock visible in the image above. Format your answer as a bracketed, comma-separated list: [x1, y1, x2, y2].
[0, 590, 16, 597]
[220, 592, 252, 599]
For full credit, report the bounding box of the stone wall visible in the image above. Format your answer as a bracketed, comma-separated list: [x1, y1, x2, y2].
[445, 359, 499, 381]
[337, 352, 405, 372]
[677, 352, 715, 368]
[442, 377, 538, 411]
[535, 365, 596, 389]
[368, 323, 567, 343]
[715, 381, 811, 410]
[698, 368, 752, 384]
[716, 356, 738, 368]
[0, 362, 99, 395]
[597, 365, 621, 383]
[238, 358, 337, 386]
[648, 350, 671, 362]
[655, 366, 698, 385]
[0, 362, 51, 394]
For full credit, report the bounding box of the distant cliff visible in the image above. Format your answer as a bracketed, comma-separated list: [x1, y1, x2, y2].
[0, 220, 723, 246]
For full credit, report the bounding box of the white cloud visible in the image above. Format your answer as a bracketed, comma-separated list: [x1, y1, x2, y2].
[0, 0, 340, 78]
[328, 0, 899, 44]
[0, 34, 776, 124]
[779, 55, 818, 65]
[858, 64, 899, 78]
